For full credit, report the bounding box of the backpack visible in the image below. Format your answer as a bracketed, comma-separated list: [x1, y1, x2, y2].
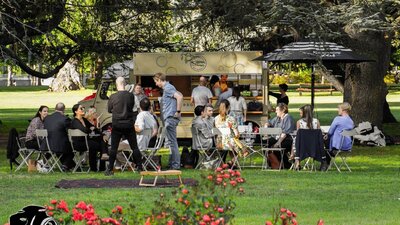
[247, 101, 263, 111]
[180, 146, 195, 169]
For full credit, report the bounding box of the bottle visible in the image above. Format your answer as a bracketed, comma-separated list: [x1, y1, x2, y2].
[248, 122, 253, 133]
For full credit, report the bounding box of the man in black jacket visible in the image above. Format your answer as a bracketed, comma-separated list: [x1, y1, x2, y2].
[105, 77, 142, 176]
[44, 102, 74, 171]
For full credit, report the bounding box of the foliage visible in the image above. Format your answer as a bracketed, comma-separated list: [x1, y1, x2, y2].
[34, 165, 246, 225]
[264, 207, 324, 225]
[144, 164, 245, 224]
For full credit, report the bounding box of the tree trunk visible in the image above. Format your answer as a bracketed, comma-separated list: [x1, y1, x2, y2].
[7, 65, 13, 87]
[94, 53, 105, 89]
[343, 30, 394, 128]
[49, 61, 83, 92]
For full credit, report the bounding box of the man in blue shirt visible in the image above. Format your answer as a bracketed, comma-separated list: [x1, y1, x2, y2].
[153, 73, 183, 170]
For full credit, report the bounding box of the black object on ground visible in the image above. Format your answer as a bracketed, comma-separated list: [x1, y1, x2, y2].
[55, 178, 197, 189]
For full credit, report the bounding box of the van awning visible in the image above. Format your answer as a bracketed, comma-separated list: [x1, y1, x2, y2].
[133, 51, 263, 76]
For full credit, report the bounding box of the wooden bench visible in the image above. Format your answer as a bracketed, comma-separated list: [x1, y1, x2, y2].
[296, 83, 336, 96]
[139, 170, 183, 187]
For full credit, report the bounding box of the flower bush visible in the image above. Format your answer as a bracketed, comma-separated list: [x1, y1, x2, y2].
[45, 199, 127, 225]
[7, 165, 324, 224]
[264, 207, 324, 225]
[143, 163, 246, 225]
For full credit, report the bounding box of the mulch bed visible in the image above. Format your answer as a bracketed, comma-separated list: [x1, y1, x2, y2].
[55, 178, 198, 189]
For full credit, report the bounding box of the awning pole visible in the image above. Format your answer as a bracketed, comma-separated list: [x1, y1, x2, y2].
[311, 64, 315, 109]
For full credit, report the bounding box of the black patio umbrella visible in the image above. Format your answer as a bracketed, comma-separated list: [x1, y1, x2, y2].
[254, 41, 372, 108]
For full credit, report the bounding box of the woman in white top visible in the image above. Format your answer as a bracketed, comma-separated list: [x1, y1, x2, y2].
[296, 104, 320, 130]
[292, 104, 320, 168]
[228, 86, 247, 125]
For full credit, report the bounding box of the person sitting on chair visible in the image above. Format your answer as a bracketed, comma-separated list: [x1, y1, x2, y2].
[264, 103, 295, 169]
[321, 102, 354, 170]
[192, 105, 214, 166]
[135, 98, 158, 152]
[71, 104, 107, 172]
[25, 105, 49, 150]
[293, 104, 321, 169]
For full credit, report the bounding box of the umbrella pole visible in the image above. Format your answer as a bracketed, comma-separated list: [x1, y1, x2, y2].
[311, 64, 315, 109]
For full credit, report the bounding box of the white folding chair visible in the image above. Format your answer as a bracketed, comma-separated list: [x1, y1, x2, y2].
[14, 137, 39, 172]
[326, 129, 356, 172]
[259, 127, 286, 171]
[142, 127, 166, 171]
[212, 127, 241, 170]
[191, 126, 217, 169]
[320, 126, 331, 134]
[116, 140, 136, 172]
[237, 125, 263, 168]
[35, 129, 63, 173]
[68, 129, 90, 173]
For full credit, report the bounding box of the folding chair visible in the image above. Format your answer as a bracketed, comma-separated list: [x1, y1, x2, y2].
[326, 129, 356, 172]
[36, 129, 63, 173]
[67, 129, 90, 173]
[116, 140, 136, 172]
[142, 127, 166, 171]
[237, 125, 262, 168]
[14, 137, 39, 172]
[212, 127, 241, 170]
[191, 126, 217, 169]
[259, 127, 286, 171]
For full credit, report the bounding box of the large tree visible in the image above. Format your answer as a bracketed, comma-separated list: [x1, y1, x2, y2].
[0, 0, 178, 81]
[174, 0, 399, 126]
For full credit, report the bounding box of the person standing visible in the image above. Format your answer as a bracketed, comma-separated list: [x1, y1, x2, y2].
[153, 72, 183, 170]
[105, 77, 142, 176]
[268, 83, 289, 105]
[130, 83, 147, 114]
[191, 76, 213, 107]
[228, 86, 247, 125]
[44, 102, 74, 171]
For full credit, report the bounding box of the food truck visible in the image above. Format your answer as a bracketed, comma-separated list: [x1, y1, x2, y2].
[80, 51, 270, 139]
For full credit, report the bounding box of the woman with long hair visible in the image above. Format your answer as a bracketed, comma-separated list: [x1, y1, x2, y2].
[297, 104, 320, 130]
[25, 105, 49, 149]
[214, 99, 247, 166]
[292, 104, 321, 168]
[228, 86, 247, 125]
[71, 104, 106, 172]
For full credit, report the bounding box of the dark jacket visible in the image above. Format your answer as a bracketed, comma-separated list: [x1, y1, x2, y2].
[43, 112, 71, 153]
[108, 90, 135, 128]
[295, 129, 325, 162]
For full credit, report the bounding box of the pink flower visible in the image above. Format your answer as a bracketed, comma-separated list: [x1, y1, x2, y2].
[217, 207, 224, 213]
[75, 201, 87, 210]
[72, 209, 84, 221]
[182, 189, 189, 195]
[50, 199, 57, 205]
[115, 205, 123, 214]
[266, 221, 273, 225]
[204, 202, 210, 209]
[317, 219, 324, 225]
[57, 200, 69, 213]
[202, 214, 211, 222]
[166, 220, 174, 225]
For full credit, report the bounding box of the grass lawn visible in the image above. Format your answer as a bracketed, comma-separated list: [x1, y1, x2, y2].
[0, 87, 399, 224]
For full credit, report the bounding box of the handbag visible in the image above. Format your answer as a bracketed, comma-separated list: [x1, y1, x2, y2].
[216, 136, 223, 150]
[28, 159, 37, 172]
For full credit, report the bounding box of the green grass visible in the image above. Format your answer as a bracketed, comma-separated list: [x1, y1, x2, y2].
[0, 86, 399, 224]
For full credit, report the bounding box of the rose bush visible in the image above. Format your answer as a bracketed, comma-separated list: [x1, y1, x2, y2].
[6, 165, 324, 224]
